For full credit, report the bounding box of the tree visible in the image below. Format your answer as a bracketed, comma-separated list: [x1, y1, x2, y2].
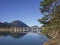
[39, 0, 60, 38]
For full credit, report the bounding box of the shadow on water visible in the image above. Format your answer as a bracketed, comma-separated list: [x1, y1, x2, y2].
[0, 31, 26, 39]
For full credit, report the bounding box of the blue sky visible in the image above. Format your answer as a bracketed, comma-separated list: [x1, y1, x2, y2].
[0, 0, 43, 27]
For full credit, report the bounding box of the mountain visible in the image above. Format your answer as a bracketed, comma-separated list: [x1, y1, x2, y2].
[0, 22, 3, 27]
[0, 20, 28, 28]
[11, 20, 28, 27]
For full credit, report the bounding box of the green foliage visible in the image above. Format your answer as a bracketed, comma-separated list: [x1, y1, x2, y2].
[39, 0, 60, 38]
[41, 29, 52, 39]
[38, 15, 50, 24]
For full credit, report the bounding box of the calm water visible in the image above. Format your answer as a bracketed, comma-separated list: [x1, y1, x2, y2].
[0, 31, 49, 45]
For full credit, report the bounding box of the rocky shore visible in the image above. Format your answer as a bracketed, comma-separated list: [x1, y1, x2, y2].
[44, 31, 60, 45]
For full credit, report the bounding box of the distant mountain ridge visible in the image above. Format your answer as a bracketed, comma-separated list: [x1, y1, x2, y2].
[0, 20, 28, 28]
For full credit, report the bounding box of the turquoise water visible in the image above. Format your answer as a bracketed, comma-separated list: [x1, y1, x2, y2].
[0, 32, 48, 45]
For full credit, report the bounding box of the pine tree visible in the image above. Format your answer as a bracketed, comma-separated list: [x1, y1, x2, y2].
[39, 0, 60, 38]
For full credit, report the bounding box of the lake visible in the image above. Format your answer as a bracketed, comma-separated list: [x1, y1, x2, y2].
[0, 31, 49, 45]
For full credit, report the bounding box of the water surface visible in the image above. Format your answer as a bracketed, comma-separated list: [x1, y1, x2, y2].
[0, 32, 48, 45]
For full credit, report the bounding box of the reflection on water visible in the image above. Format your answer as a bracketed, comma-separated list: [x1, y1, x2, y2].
[0, 31, 49, 45]
[0, 31, 26, 38]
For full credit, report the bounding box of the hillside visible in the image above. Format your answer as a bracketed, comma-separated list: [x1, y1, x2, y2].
[0, 20, 28, 28]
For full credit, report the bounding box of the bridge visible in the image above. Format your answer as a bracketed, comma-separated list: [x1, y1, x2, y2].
[11, 27, 41, 33]
[0, 27, 41, 33]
